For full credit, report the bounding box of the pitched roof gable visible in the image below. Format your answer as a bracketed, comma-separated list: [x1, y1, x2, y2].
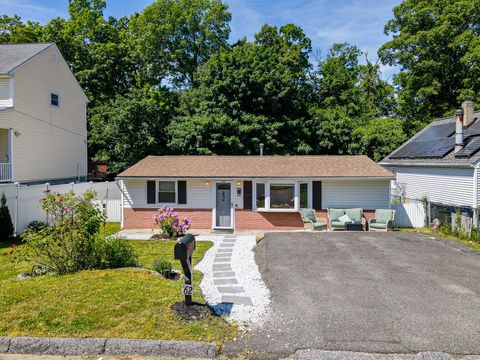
[0, 43, 54, 75]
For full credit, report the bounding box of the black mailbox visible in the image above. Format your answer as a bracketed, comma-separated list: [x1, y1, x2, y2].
[174, 234, 196, 305]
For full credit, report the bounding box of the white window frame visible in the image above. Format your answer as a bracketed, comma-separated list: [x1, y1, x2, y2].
[50, 92, 60, 107]
[254, 180, 312, 212]
[299, 182, 311, 209]
[157, 180, 178, 205]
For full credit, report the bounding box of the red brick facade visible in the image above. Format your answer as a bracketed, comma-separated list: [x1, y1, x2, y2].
[123, 207, 377, 230]
[235, 209, 304, 230]
[123, 208, 213, 229]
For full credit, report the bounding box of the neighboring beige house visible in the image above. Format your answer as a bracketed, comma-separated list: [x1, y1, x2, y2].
[0, 43, 88, 184]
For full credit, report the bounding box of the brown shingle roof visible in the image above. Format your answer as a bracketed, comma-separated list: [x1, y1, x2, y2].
[118, 155, 393, 179]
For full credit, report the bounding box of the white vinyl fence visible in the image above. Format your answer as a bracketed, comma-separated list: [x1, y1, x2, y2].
[392, 199, 426, 228]
[0, 181, 121, 234]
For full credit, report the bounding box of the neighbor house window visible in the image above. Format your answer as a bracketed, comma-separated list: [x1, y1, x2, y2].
[300, 183, 308, 208]
[50, 93, 59, 107]
[158, 181, 176, 203]
[270, 184, 295, 209]
[256, 183, 266, 208]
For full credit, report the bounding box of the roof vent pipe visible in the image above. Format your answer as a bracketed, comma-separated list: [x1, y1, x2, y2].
[455, 108, 465, 153]
[259, 143, 264, 156]
[462, 97, 475, 126]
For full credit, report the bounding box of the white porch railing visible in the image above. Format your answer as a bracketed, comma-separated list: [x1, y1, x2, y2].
[0, 163, 12, 182]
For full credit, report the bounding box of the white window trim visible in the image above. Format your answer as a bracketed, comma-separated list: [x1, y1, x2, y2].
[254, 180, 311, 212]
[157, 180, 178, 205]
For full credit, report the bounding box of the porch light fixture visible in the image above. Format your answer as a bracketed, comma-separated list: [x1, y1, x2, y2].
[205, 181, 210, 186]
[14, 130, 21, 137]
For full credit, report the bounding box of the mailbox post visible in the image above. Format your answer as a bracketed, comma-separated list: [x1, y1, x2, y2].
[174, 234, 196, 305]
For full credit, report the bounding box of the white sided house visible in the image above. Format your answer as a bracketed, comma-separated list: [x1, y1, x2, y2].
[380, 99, 480, 215]
[0, 43, 88, 184]
[117, 155, 394, 231]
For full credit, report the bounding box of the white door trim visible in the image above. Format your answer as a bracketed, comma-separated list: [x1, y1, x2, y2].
[212, 181, 234, 229]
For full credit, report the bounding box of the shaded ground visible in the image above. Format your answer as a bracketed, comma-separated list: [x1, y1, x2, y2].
[225, 232, 480, 359]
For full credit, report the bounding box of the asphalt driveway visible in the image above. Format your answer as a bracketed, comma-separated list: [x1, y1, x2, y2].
[225, 232, 480, 359]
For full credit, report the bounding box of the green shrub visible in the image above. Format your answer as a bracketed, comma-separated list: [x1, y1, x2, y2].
[21, 190, 105, 275]
[95, 237, 138, 269]
[24, 220, 48, 234]
[0, 193, 14, 241]
[152, 259, 173, 278]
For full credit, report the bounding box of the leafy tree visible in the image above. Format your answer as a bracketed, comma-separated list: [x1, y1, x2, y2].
[379, 0, 480, 132]
[169, 24, 313, 155]
[0, 193, 14, 241]
[352, 117, 408, 161]
[309, 43, 400, 157]
[0, 15, 43, 43]
[130, 0, 231, 87]
[89, 87, 174, 173]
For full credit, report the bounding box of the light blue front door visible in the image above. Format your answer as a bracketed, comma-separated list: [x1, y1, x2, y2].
[216, 183, 232, 228]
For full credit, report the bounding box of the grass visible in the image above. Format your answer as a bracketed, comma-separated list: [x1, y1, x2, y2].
[397, 227, 480, 251]
[100, 222, 121, 237]
[0, 231, 237, 346]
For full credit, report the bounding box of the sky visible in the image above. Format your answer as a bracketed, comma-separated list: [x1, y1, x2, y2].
[0, 0, 402, 79]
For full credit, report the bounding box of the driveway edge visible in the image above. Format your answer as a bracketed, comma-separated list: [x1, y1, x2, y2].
[0, 336, 217, 358]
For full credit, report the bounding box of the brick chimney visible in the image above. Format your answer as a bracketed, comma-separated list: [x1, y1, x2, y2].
[455, 108, 465, 153]
[462, 97, 475, 126]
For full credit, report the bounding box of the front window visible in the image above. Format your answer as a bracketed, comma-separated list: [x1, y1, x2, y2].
[300, 183, 308, 208]
[270, 184, 295, 209]
[158, 181, 176, 203]
[256, 183, 266, 208]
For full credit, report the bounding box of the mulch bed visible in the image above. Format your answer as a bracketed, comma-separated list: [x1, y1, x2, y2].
[171, 301, 214, 321]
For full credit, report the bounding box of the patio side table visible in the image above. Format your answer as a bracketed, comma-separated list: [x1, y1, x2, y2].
[345, 222, 364, 231]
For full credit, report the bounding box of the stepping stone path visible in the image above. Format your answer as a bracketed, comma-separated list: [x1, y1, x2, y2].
[211, 236, 253, 306]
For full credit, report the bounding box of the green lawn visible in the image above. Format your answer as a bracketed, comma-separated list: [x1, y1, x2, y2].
[0, 233, 237, 346]
[397, 227, 480, 251]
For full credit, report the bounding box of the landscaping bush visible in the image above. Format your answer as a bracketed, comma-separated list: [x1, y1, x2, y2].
[0, 193, 14, 241]
[95, 237, 138, 269]
[153, 206, 192, 238]
[20, 190, 139, 275]
[152, 259, 173, 278]
[24, 220, 49, 234]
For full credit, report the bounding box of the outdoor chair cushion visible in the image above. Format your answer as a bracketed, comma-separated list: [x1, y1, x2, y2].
[376, 209, 395, 224]
[301, 208, 316, 222]
[338, 214, 352, 223]
[329, 208, 345, 222]
[331, 220, 345, 228]
[370, 222, 387, 229]
[345, 208, 363, 222]
[313, 221, 327, 230]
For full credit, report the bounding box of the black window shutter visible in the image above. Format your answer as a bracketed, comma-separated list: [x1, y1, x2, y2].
[178, 181, 187, 204]
[312, 181, 322, 210]
[243, 181, 252, 210]
[147, 181, 156, 204]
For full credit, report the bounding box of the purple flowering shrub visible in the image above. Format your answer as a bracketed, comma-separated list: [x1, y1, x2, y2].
[153, 207, 192, 238]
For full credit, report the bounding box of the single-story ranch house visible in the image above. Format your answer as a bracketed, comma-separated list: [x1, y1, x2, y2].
[116, 155, 394, 230]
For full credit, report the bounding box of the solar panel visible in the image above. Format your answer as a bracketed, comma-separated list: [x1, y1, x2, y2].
[415, 122, 455, 141]
[455, 137, 480, 158]
[463, 121, 480, 139]
[390, 137, 455, 159]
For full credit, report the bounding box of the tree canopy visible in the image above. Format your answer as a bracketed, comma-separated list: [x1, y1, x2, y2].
[1, 0, 477, 173]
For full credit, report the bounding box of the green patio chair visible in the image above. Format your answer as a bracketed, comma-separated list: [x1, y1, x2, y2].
[299, 208, 327, 231]
[368, 209, 396, 231]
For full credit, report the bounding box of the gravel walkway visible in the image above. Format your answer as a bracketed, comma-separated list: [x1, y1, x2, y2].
[195, 235, 270, 327]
